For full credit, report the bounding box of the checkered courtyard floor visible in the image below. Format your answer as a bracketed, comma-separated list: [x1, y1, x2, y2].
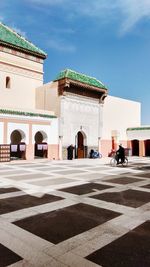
[0, 157, 150, 267]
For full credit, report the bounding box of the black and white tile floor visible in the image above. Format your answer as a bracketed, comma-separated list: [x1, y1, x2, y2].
[0, 157, 150, 267]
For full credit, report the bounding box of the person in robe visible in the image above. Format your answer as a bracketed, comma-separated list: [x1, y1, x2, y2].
[67, 144, 74, 160]
[116, 144, 125, 164]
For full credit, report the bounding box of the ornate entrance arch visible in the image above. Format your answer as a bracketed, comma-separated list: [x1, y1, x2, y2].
[76, 131, 87, 158]
[34, 131, 48, 158]
[10, 129, 26, 159]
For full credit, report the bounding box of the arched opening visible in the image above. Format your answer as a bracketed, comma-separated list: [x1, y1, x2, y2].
[131, 139, 139, 156]
[76, 131, 87, 158]
[144, 139, 150, 156]
[34, 131, 48, 158]
[6, 76, 11, 88]
[10, 130, 26, 160]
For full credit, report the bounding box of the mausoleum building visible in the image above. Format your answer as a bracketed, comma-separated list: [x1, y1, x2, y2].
[0, 22, 144, 161]
[36, 69, 141, 158]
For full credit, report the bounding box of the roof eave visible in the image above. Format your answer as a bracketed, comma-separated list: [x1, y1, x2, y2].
[56, 77, 108, 91]
[0, 40, 47, 59]
[69, 79, 108, 92]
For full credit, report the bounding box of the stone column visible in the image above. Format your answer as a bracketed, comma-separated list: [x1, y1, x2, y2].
[59, 96, 65, 160]
[98, 102, 104, 152]
[139, 140, 145, 157]
[59, 136, 63, 160]
[127, 140, 132, 149]
[26, 123, 34, 160]
[3, 120, 8, 144]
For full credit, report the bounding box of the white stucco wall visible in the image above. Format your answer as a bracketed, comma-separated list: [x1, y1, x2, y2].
[127, 128, 150, 140]
[61, 95, 100, 147]
[32, 119, 59, 145]
[7, 123, 29, 144]
[102, 95, 141, 140]
[48, 118, 59, 144]
[0, 122, 4, 143]
[32, 124, 50, 144]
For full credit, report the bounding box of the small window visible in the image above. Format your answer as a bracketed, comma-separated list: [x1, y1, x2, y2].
[6, 76, 11, 88]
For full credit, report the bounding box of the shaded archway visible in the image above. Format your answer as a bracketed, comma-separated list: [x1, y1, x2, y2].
[144, 139, 150, 156]
[34, 131, 48, 158]
[76, 131, 87, 158]
[131, 139, 139, 156]
[10, 129, 26, 159]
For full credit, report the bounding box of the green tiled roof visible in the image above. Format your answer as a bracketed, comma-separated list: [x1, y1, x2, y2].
[127, 127, 150, 131]
[0, 22, 47, 58]
[0, 109, 56, 119]
[54, 69, 108, 90]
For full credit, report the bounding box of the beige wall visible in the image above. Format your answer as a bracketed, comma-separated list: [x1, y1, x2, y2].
[0, 51, 43, 74]
[36, 81, 61, 116]
[0, 50, 44, 110]
[103, 95, 141, 141]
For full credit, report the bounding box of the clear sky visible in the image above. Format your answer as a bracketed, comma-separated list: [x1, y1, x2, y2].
[0, 0, 150, 124]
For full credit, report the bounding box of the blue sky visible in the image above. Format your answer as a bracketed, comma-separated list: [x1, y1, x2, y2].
[1, 0, 150, 124]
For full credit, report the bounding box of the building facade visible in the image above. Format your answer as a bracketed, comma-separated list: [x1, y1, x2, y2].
[36, 69, 108, 158]
[36, 69, 141, 158]
[0, 22, 59, 161]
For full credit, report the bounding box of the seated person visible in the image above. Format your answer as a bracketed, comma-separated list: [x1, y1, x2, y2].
[93, 150, 100, 158]
[89, 149, 94, 158]
[89, 149, 100, 158]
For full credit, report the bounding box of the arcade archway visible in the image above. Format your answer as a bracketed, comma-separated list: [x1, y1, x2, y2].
[144, 139, 150, 156]
[10, 129, 26, 159]
[131, 139, 139, 156]
[34, 131, 48, 158]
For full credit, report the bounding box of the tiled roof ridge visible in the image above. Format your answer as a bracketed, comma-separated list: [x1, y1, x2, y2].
[1, 22, 33, 49]
[63, 68, 105, 86]
[54, 68, 108, 89]
[0, 22, 47, 57]
[0, 108, 56, 119]
[127, 126, 150, 131]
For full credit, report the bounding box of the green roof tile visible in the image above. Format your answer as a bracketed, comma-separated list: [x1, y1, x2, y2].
[127, 127, 150, 131]
[0, 22, 47, 58]
[0, 109, 56, 118]
[54, 69, 108, 90]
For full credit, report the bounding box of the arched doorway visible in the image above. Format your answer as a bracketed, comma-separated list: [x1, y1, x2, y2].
[76, 131, 87, 158]
[144, 139, 150, 156]
[131, 139, 139, 156]
[10, 130, 26, 160]
[34, 131, 48, 158]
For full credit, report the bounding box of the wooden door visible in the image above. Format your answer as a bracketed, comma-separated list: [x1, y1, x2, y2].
[77, 131, 84, 158]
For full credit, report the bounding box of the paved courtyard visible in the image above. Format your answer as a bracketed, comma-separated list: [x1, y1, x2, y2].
[0, 157, 150, 267]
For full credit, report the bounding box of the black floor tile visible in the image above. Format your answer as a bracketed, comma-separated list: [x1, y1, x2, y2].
[14, 203, 121, 244]
[90, 189, 150, 207]
[59, 183, 113, 195]
[134, 172, 150, 178]
[106, 177, 143, 184]
[86, 221, 150, 267]
[0, 244, 22, 267]
[141, 184, 150, 189]
[0, 194, 63, 214]
[0, 187, 21, 194]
